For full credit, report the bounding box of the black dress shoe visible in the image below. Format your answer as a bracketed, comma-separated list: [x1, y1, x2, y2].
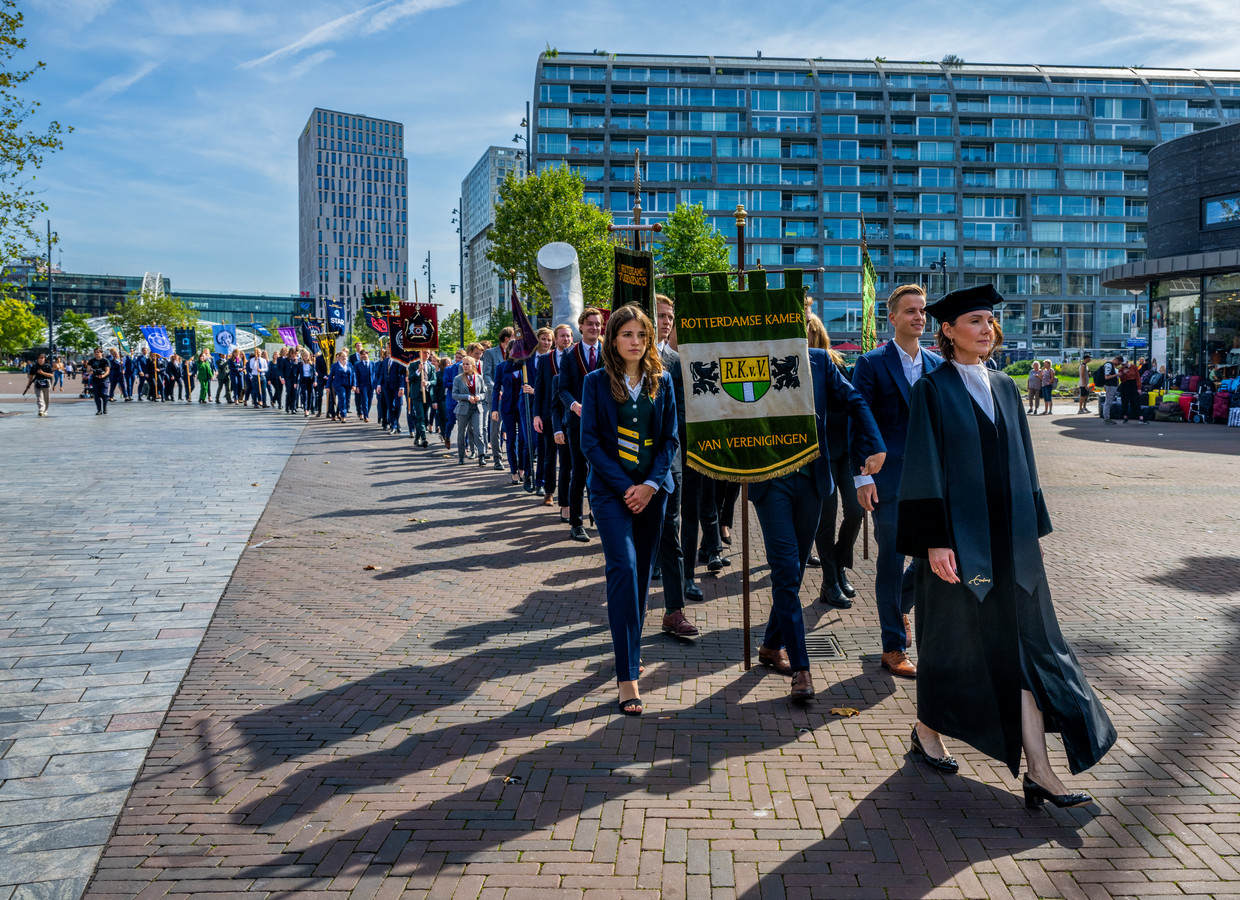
[707, 553, 725, 572]
[569, 526, 590, 542]
[838, 571, 857, 599]
[1022, 774, 1092, 809]
[910, 725, 959, 773]
[806, 554, 822, 568]
[684, 581, 704, 601]
[818, 584, 851, 609]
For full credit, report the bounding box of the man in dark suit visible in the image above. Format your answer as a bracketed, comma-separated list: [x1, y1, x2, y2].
[653, 294, 700, 638]
[384, 356, 407, 434]
[556, 307, 605, 542]
[374, 347, 390, 429]
[533, 324, 572, 510]
[752, 348, 886, 702]
[850, 283, 943, 679]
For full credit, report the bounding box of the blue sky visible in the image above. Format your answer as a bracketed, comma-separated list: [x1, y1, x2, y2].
[22, 0, 1240, 296]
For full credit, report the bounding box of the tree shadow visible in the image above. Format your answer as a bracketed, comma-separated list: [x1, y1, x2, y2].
[1141, 556, 1240, 595]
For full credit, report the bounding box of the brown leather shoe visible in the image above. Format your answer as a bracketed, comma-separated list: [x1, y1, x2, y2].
[881, 650, 917, 679]
[758, 644, 792, 675]
[790, 669, 814, 702]
[903, 614, 914, 650]
[542, 495, 554, 506]
[661, 610, 700, 639]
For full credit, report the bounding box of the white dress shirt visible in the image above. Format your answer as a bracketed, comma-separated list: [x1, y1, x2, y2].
[951, 360, 995, 422]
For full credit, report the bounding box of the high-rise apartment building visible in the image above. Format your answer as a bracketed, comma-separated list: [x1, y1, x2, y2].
[298, 107, 410, 324]
[460, 145, 523, 326]
[532, 53, 1240, 354]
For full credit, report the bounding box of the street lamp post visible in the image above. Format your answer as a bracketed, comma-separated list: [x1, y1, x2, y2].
[46, 221, 55, 356]
[928, 252, 950, 298]
[513, 101, 531, 178]
[452, 201, 466, 346]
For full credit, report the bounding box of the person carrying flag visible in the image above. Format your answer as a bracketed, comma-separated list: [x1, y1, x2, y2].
[329, 350, 355, 422]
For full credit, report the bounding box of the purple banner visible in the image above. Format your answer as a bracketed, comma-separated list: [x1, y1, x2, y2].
[278, 326, 299, 347]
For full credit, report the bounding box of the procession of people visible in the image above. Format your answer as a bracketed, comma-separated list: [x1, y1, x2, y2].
[23, 278, 1116, 808]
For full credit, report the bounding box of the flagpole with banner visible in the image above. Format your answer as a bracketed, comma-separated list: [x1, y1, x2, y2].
[859, 213, 877, 560]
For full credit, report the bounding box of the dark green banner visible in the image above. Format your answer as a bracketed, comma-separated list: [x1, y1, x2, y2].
[673, 269, 818, 482]
[612, 246, 654, 316]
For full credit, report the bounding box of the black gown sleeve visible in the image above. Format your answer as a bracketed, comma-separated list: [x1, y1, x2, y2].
[895, 377, 952, 558]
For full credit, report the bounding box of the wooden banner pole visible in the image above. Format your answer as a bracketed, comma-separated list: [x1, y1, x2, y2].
[735, 204, 751, 672]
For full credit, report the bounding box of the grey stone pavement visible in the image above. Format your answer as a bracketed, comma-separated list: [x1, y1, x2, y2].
[0, 386, 304, 900]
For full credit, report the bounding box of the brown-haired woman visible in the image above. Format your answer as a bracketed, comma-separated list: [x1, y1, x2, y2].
[898, 284, 1115, 807]
[579, 305, 678, 716]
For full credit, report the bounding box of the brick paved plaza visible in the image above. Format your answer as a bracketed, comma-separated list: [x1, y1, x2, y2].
[3, 389, 1240, 900]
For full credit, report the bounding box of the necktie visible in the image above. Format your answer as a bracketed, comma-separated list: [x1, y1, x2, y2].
[588, 345, 595, 369]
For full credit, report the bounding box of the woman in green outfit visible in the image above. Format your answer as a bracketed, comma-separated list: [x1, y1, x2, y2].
[196, 352, 216, 403]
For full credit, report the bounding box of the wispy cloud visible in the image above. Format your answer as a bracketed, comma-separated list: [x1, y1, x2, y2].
[289, 49, 336, 79]
[239, 0, 468, 70]
[71, 61, 158, 106]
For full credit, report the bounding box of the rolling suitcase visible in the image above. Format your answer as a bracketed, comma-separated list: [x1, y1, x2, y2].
[1215, 391, 1231, 420]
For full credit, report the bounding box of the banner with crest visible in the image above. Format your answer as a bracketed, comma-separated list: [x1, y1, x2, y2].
[672, 269, 817, 483]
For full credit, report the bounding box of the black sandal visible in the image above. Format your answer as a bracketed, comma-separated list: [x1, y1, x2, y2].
[618, 697, 643, 716]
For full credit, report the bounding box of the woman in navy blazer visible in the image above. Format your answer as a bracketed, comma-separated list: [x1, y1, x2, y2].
[580, 305, 678, 716]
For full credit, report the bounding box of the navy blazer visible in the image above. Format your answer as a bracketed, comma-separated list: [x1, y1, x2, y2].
[750, 348, 885, 504]
[580, 369, 678, 500]
[660, 346, 687, 476]
[556, 342, 604, 416]
[849, 340, 942, 499]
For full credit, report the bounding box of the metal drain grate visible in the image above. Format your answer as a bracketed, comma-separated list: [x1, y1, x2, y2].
[804, 632, 845, 661]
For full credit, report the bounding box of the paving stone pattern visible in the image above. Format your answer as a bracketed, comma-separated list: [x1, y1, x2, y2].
[69, 413, 1240, 898]
[0, 399, 304, 900]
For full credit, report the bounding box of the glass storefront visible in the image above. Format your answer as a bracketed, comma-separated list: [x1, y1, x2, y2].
[1149, 273, 1240, 380]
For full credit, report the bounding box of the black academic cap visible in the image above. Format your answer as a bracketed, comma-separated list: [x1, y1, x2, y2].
[924, 284, 1003, 322]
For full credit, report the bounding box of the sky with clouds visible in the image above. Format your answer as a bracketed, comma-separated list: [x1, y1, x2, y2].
[21, 0, 1240, 296]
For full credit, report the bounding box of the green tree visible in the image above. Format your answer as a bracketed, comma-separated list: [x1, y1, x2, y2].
[0, 295, 45, 355]
[487, 165, 618, 315]
[439, 309, 477, 357]
[54, 309, 97, 354]
[0, 1, 71, 268]
[653, 202, 733, 294]
[480, 306, 513, 346]
[107, 287, 198, 348]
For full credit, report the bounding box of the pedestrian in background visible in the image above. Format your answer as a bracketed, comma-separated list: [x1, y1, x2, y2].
[453, 356, 486, 465]
[87, 347, 111, 415]
[1039, 359, 1056, 415]
[24, 352, 54, 416]
[1026, 361, 1042, 414]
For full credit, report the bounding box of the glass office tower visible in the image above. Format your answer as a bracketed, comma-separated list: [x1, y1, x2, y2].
[298, 107, 410, 325]
[532, 54, 1240, 355]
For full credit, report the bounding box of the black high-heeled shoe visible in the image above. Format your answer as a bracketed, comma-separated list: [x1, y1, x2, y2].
[909, 725, 959, 773]
[1022, 774, 1092, 809]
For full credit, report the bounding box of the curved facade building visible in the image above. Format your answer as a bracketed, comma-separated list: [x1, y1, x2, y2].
[1102, 121, 1240, 377]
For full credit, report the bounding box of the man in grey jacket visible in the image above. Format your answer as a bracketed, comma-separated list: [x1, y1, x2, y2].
[480, 328, 513, 468]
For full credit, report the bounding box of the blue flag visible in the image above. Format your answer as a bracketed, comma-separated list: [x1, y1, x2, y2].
[300, 319, 321, 354]
[251, 323, 272, 338]
[212, 324, 237, 355]
[141, 326, 173, 357]
[326, 300, 346, 335]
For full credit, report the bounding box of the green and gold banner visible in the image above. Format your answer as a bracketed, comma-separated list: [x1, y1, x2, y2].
[673, 269, 818, 483]
[613, 246, 654, 316]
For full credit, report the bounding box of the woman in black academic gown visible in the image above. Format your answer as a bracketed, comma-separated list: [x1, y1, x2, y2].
[896, 284, 1116, 809]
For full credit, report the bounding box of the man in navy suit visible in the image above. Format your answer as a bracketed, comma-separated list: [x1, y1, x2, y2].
[752, 347, 886, 702]
[535, 325, 573, 513]
[850, 284, 943, 679]
[556, 308, 605, 542]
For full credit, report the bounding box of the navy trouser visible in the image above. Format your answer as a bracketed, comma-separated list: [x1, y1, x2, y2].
[334, 387, 350, 416]
[502, 408, 528, 474]
[657, 469, 685, 612]
[566, 419, 589, 527]
[388, 393, 403, 429]
[407, 396, 426, 438]
[871, 486, 917, 653]
[299, 378, 315, 411]
[91, 378, 109, 413]
[356, 388, 371, 419]
[535, 427, 555, 491]
[443, 404, 456, 442]
[595, 486, 667, 683]
[751, 470, 821, 672]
